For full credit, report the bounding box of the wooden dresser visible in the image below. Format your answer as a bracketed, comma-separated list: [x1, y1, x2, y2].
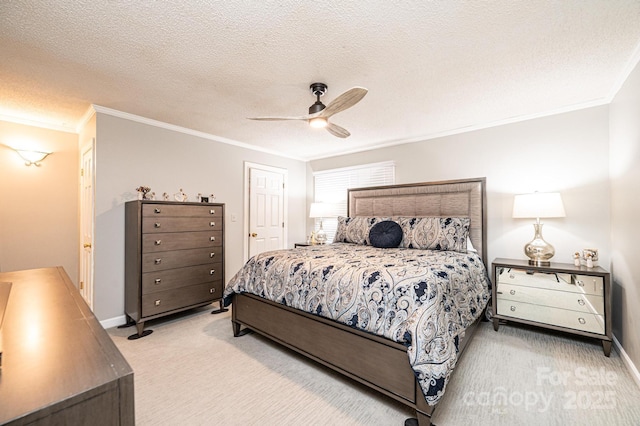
[125, 200, 225, 338]
[0, 267, 134, 425]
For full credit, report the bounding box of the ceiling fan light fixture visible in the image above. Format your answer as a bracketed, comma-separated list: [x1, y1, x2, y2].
[309, 116, 328, 128]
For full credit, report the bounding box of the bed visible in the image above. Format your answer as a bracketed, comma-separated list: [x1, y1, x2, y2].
[223, 178, 490, 426]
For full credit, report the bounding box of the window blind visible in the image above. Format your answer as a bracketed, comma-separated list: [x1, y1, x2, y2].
[313, 161, 395, 242]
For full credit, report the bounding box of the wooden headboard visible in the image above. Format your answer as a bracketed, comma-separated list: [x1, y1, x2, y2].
[347, 178, 487, 267]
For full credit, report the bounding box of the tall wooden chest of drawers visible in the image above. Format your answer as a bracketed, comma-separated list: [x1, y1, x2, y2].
[125, 201, 225, 338]
[492, 258, 611, 356]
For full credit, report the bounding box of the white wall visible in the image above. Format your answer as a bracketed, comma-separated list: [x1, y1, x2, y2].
[0, 120, 79, 282]
[610, 60, 640, 371]
[310, 106, 611, 267]
[92, 113, 308, 321]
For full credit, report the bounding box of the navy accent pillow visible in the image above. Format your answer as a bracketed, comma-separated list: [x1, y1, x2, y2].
[368, 220, 403, 248]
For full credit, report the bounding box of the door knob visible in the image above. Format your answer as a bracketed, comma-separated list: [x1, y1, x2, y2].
[83, 243, 92, 248]
[250, 233, 258, 238]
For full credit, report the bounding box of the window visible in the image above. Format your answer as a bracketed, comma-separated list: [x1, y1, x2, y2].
[313, 161, 395, 242]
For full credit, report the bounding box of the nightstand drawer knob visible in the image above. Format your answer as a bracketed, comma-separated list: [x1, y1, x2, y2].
[210, 252, 215, 258]
[154, 278, 161, 284]
[509, 273, 515, 279]
[210, 236, 216, 242]
[155, 300, 161, 306]
[510, 306, 516, 312]
[155, 240, 162, 245]
[209, 288, 216, 294]
[210, 269, 215, 275]
[510, 289, 516, 295]
[577, 280, 585, 287]
[210, 209, 215, 214]
[578, 299, 585, 306]
[154, 208, 161, 214]
[578, 317, 586, 324]
[210, 221, 216, 227]
[154, 258, 162, 265]
[154, 222, 161, 228]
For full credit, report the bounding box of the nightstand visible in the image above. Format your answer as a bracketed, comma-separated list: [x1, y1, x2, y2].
[294, 242, 312, 248]
[492, 258, 612, 356]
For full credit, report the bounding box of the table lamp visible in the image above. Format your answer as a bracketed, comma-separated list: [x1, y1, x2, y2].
[512, 192, 565, 266]
[309, 202, 333, 244]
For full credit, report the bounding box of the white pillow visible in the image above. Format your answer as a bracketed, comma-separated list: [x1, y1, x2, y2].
[467, 236, 477, 252]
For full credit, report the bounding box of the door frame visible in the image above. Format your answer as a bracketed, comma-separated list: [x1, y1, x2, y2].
[243, 162, 288, 262]
[79, 137, 96, 310]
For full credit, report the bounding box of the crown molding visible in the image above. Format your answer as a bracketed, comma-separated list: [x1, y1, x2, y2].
[91, 105, 306, 162]
[0, 113, 77, 134]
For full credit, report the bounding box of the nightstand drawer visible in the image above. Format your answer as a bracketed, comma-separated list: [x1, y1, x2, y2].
[496, 300, 605, 335]
[496, 268, 603, 296]
[497, 283, 604, 315]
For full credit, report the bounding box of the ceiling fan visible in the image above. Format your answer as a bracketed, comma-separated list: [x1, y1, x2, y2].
[248, 83, 368, 138]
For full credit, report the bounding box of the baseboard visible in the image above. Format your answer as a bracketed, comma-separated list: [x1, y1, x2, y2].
[100, 314, 127, 330]
[613, 334, 640, 390]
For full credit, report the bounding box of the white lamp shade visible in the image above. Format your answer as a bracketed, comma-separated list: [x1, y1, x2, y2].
[512, 192, 566, 219]
[309, 202, 335, 218]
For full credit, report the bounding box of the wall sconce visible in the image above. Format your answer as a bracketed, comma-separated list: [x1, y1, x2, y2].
[15, 149, 51, 166]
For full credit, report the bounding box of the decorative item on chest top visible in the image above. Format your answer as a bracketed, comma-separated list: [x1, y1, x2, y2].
[135, 186, 152, 200]
[174, 188, 188, 202]
[512, 191, 566, 266]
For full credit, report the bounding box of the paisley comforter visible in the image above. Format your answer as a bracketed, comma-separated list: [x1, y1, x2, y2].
[223, 243, 490, 405]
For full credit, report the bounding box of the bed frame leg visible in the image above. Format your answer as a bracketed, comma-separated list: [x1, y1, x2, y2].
[232, 321, 253, 337]
[404, 411, 432, 426]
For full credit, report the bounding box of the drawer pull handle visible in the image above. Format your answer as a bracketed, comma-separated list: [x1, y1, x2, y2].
[154, 222, 161, 228]
[509, 289, 516, 295]
[154, 208, 161, 214]
[155, 300, 161, 306]
[578, 299, 585, 306]
[210, 209, 215, 214]
[510, 306, 516, 312]
[155, 240, 162, 245]
[210, 252, 215, 258]
[209, 288, 216, 294]
[210, 269, 215, 275]
[578, 317, 586, 324]
[154, 258, 162, 265]
[210, 221, 215, 227]
[154, 278, 161, 284]
[210, 236, 216, 242]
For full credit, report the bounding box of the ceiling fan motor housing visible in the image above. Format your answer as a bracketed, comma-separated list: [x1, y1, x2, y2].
[309, 82, 328, 114]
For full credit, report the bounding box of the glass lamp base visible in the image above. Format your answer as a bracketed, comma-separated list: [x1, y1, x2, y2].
[524, 223, 555, 266]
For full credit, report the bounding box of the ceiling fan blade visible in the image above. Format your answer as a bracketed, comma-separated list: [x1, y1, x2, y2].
[319, 87, 368, 118]
[326, 122, 351, 138]
[247, 115, 311, 121]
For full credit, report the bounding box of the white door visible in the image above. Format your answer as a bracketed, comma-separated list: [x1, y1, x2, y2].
[79, 138, 95, 310]
[246, 164, 287, 259]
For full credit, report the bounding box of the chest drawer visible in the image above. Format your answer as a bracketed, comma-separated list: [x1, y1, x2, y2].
[496, 299, 605, 335]
[142, 203, 222, 218]
[142, 264, 223, 294]
[142, 217, 222, 234]
[497, 283, 604, 315]
[143, 231, 222, 252]
[142, 247, 219, 272]
[141, 281, 223, 317]
[496, 267, 603, 296]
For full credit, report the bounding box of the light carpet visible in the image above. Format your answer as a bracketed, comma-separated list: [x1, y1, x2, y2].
[108, 307, 640, 426]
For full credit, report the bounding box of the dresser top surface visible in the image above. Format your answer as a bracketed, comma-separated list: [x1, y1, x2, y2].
[0, 267, 133, 423]
[492, 257, 609, 276]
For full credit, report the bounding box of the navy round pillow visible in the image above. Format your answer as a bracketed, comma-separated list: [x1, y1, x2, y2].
[369, 220, 403, 248]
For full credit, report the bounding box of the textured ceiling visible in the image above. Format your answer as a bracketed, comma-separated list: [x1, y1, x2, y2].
[1, 1, 640, 160]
